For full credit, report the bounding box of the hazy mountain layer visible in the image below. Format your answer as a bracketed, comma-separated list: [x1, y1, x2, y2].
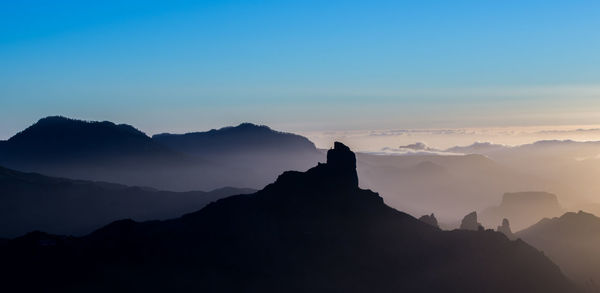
[0, 165, 253, 237]
[480, 191, 564, 231]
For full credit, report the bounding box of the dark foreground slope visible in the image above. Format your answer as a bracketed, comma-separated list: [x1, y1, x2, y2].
[0, 165, 253, 237]
[517, 211, 600, 289]
[0, 143, 575, 293]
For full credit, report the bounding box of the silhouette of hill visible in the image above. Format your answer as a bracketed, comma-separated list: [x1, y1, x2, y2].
[480, 191, 564, 231]
[0, 142, 576, 292]
[0, 165, 253, 237]
[0, 117, 325, 191]
[0, 116, 182, 164]
[516, 211, 600, 288]
[153, 123, 318, 155]
[418, 213, 439, 228]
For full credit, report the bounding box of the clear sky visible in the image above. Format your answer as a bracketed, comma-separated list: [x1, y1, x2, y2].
[1, 0, 600, 141]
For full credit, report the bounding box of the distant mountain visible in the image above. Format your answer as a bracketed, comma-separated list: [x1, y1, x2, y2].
[0, 117, 324, 191]
[445, 142, 507, 154]
[517, 211, 600, 288]
[480, 191, 564, 231]
[0, 116, 199, 190]
[0, 143, 576, 292]
[356, 153, 545, 224]
[153, 123, 318, 155]
[153, 123, 324, 189]
[0, 116, 182, 165]
[0, 165, 253, 238]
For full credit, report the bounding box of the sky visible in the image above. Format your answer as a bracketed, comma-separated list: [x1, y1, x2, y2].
[1, 0, 600, 148]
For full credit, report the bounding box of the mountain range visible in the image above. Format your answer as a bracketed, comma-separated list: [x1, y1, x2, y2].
[0, 142, 577, 292]
[0, 165, 253, 237]
[3, 116, 600, 225]
[0, 116, 324, 191]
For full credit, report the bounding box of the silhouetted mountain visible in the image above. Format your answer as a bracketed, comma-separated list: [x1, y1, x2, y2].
[0, 165, 253, 237]
[0, 116, 202, 190]
[460, 211, 483, 231]
[153, 123, 318, 155]
[0, 117, 325, 191]
[517, 211, 600, 288]
[0, 116, 182, 165]
[418, 213, 439, 228]
[0, 143, 576, 292]
[480, 191, 564, 231]
[496, 218, 515, 239]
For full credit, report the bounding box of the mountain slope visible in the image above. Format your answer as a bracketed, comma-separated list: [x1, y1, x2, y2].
[0, 165, 253, 237]
[516, 211, 600, 288]
[0, 143, 576, 292]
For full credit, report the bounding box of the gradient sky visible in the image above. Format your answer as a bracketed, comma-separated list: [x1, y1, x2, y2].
[1, 0, 600, 141]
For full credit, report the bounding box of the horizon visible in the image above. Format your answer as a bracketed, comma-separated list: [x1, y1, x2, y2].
[5, 115, 600, 151]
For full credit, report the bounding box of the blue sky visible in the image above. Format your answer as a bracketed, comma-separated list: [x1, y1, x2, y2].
[1, 0, 600, 139]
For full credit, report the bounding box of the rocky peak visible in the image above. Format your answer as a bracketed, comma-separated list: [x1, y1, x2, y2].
[323, 142, 358, 188]
[460, 211, 483, 231]
[497, 218, 514, 239]
[419, 213, 439, 228]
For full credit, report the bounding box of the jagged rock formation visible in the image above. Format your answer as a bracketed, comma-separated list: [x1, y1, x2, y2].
[0, 143, 576, 292]
[418, 213, 439, 228]
[480, 191, 564, 231]
[460, 211, 483, 231]
[496, 218, 515, 239]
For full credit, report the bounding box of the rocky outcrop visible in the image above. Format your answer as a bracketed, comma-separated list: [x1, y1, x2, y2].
[496, 218, 514, 239]
[460, 211, 484, 231]
[419, 213, 439, 228]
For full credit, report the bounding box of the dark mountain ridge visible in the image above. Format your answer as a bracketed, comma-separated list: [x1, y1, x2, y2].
[0, 165, 253, 237]
[153, 122, 318, 155]
[0, 116, 181, 164]
[0, 117, 324, 191]
[0, 142, 576, 292]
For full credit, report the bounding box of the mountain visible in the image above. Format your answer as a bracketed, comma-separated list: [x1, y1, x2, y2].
[480, 191, 564, 231]
[0, 142, 576, 292]
[0, 116, 199, 190]
[0, 117, 325, 191]
[0, 116, 182, 165]
[153, 123, 324, 189]
[153, 123, 318, 155]
[445, 142, 508, 154]
[516, 211, 600, 289]
[0, 165, 253, 237]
